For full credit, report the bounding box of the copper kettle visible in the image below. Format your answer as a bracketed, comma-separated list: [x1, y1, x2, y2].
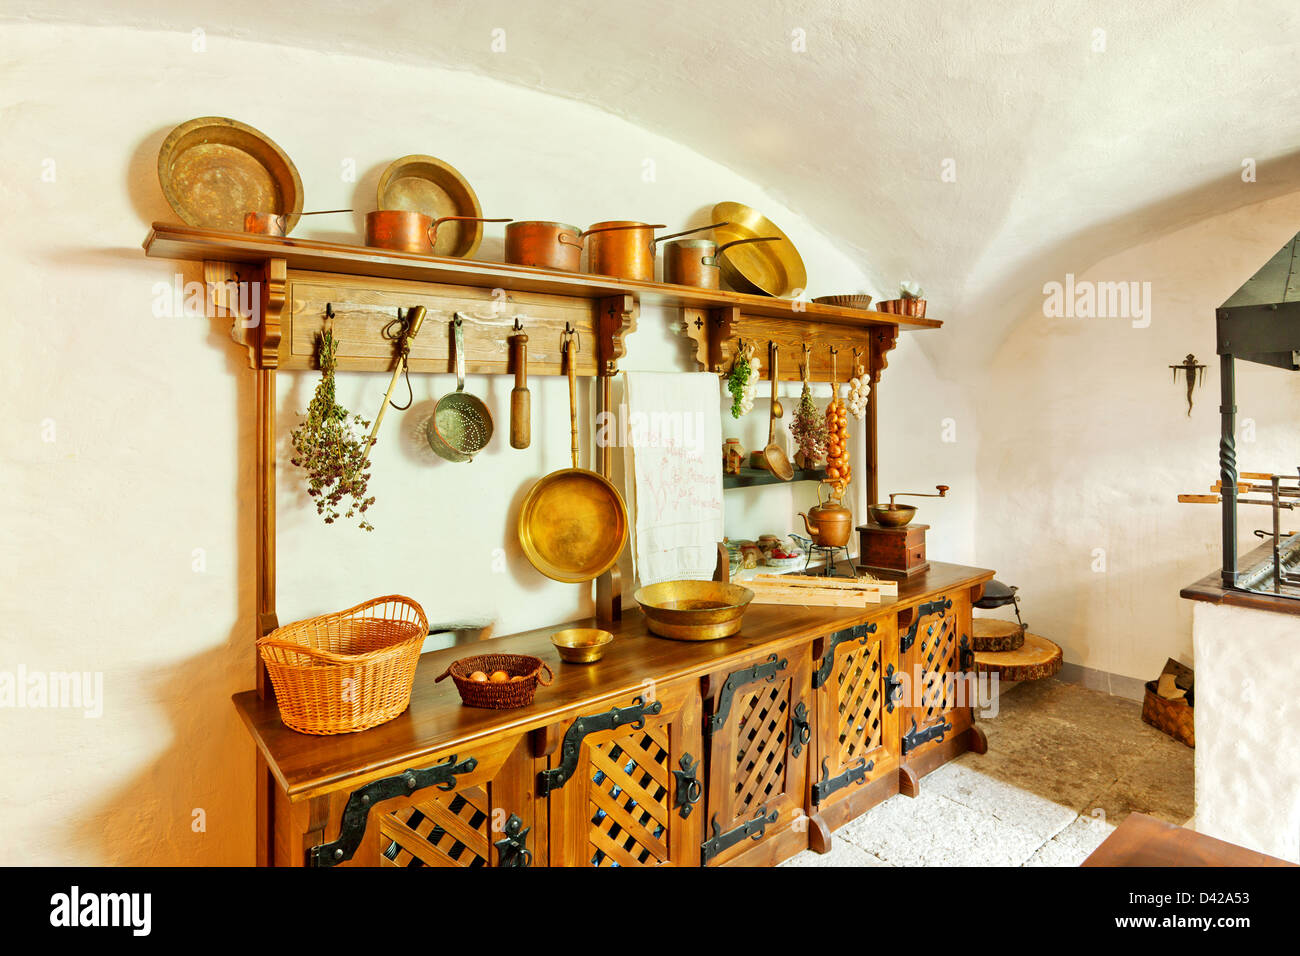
[798, 481, 853, 548]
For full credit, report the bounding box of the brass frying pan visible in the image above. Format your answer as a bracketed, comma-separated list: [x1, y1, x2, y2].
[517, 332, 629, 583]
[711, 201, 807, 297]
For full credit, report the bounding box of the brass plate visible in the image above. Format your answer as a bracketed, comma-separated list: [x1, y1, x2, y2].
[711, 201, 807, 298]
[634, 580, 755, 641]
[377, 154, 484, 258]
[518, 468, 629, 584]
[550, 628, 614, 664]
[157, 117, 303, 233]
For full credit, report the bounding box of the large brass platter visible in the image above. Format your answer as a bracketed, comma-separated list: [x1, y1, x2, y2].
[711, 201, 807, 298]
[517, 468, 628, 584]
[157, 117, 303, 233]
[377, 154, 485, 258]
[633, 580, 755, 641]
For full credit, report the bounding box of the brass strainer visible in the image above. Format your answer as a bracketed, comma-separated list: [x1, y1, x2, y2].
[427, 315, 493, 462]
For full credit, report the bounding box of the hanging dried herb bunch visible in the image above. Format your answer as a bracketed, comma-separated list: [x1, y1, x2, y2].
[790, 377, 827, 470]
[290, 328, 376, 531]
[726, 341, 758, 418]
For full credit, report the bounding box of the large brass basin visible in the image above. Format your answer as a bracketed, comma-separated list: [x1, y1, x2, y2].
[633, 580, 755, 641]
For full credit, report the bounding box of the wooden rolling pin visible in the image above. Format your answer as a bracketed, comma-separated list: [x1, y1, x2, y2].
[509, 328, 530, 449]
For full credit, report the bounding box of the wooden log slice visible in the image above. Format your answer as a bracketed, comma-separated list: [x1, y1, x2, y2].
[971, 617, 1024, 652]
[974, 633, 1062, 682]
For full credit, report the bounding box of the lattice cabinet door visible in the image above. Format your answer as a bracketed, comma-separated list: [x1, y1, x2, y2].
[899, 589, 973, 764]
[375, 734, 538, 868]
[542, 679, 704, 867]
[809, 616, 900, 815]
[702, 647, 813, 866]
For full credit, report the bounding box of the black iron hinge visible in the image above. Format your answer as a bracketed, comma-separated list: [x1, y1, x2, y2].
[673, 753, 702, 819]
[883, 663, 903, 713]
[309, 753, 478, 867]
[811, 621, 878, 688]
[789, 701, 811, 757]
[959, 633, 974, 670]
[900, 596, 953, 654]
[707, 653, 788, 735]
[900, 716, 952, 756]
[493, 813, 532, 867]
[701, 807, 779, 864]
[811, 756, 875, 805]
[537, 696, 663, 796]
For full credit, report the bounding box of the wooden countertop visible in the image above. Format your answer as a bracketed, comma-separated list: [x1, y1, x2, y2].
[234, 561, 992, 800]
[1180, 539, 1300, 617]
[1083, 812, 1296, 866]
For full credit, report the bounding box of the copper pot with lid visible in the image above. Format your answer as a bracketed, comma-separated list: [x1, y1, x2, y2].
[663, 236, 783, 289]
[798, 481, 854, 548]
[585, 220, 728, 282]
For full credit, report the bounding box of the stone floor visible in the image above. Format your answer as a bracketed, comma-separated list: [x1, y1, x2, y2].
[782, 677, 1195, 867]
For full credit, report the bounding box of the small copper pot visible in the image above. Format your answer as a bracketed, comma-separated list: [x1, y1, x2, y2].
[365, 211, 510, 255]
[663, 236, 782, 289]
[505, 220, 585, 271]
[585, 221, 726, 282]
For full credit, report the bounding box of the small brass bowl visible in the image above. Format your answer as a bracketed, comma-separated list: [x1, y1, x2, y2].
[550, 628, 614, 664]
[868, 504, 917, 528]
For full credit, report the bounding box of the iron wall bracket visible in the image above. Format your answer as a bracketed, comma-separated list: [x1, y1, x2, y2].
[673, 753, 702, 819]
[811, 622, 878, 689]
[900, 597, 952, 655]
[493, 812, 532, 867]
[309, 753, 479, 867]
[900, 716, 952, 756]
[707, 653, 788, 735]
[537, 696, 663, 796]
[812, 756, 875, 805]
[701, 807, 779, 864]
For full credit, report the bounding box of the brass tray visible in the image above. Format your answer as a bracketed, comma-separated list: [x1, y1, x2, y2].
[711, 201, 807, 298]
[634, 580, 755, 641]
[157, 117, 303, 233]
[377, 154, 485, 258]
[517, 468, 628, 584]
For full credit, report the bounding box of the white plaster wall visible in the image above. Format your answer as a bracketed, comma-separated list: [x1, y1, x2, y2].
[0, 23, 972, 864]
[1192, 601, 1300, 862]
[977, 193, 1300, 683]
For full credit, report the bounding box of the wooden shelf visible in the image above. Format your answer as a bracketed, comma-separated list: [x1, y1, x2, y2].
[723, 467, 827, 489]
[142, 222, 941, 332]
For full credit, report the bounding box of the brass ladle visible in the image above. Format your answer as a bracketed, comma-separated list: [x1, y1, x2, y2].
[761, 341, 793, 480]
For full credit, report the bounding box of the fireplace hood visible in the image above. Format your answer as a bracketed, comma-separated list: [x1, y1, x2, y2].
[1218, 231, 1300, 371]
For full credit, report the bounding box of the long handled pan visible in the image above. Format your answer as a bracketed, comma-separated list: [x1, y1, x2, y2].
[517, 331, 629, 583]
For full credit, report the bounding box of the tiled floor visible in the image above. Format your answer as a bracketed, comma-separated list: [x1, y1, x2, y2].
[782, 677, 1195, 867]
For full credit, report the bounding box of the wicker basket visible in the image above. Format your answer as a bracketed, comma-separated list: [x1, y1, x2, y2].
[436, 653, 553, 710]
[257, 595, 428, 735]
[1141, 680, 1194, 748]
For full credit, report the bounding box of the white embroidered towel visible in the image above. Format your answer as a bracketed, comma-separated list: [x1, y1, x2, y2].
[620, 371, 724, 586]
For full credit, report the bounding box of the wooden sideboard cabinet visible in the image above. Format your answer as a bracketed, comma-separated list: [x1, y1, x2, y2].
[542, 678, 704, 867]
[700, 645, 814, 866]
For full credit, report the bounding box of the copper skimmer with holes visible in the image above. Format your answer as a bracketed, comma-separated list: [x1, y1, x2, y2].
[517, 331, 628, 583]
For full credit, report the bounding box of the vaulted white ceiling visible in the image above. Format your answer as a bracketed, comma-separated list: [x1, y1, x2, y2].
[9, 0, 1300, 364]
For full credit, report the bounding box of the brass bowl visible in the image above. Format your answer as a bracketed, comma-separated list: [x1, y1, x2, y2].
[633, 580, 755, 642]
[377, 154, 484, 258]
[550, 628, 614, 664]
[868, 504, 917, 528]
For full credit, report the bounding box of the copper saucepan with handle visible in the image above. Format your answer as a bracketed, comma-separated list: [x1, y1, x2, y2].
[662, 236, 783, 289]
[366, 211, 511, 255]
[504, 220, 586, 272]
[584, 220, 729, 281]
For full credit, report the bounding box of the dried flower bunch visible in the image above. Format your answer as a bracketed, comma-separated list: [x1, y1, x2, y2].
[290, 328, 376, 531]
[790, 378, 827, 468]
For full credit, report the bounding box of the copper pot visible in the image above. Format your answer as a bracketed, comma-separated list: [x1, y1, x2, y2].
[504, 220, 585, 271]
[585, 221, 726, 282]
[663, 236, 782, 289]
[244, 208, 351, 237]
[365, 211, 509, 255]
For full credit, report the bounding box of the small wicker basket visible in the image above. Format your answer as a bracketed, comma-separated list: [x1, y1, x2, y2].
[257, 595, 428, 735]
[436, 653, 553, 710]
